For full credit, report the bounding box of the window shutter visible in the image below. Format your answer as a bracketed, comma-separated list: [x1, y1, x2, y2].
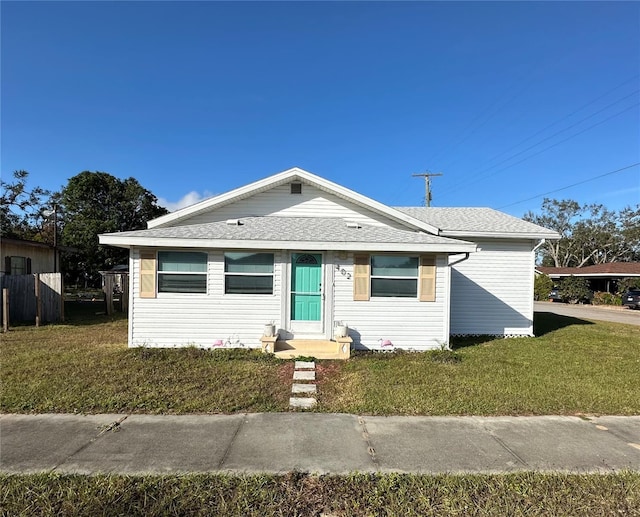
[353, 254, 370, 301]
[139, 251, 157, 298]
[26, 258, 32, 274]
[4, 256, 11, 275]
[419, 255, 437, 302]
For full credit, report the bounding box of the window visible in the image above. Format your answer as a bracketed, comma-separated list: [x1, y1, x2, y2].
[225, 252, 274, 294]
[10, 256, 27, 276]
[157, 251, 207, 293]
[370, 255, 418, 298]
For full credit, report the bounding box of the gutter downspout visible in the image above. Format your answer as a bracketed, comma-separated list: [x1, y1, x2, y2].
[444, 251, 472, 347]
[533, 238, 546, 254]
[449, 252, 470, 267]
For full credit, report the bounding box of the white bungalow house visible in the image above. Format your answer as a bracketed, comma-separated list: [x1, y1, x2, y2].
[99, 167, 559, 357]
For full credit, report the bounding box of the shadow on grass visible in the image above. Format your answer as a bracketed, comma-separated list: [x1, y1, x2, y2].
[534, 311, 592, 337]
[450, 312, 593, 349]
[63, 301, 128, 326]
[450, 335, 498, 350]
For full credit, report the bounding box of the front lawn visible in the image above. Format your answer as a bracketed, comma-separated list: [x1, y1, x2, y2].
[2, 472, 639, 516]
[317, 313, 640, 415]
[1, 304, 292, 414]
[1, 308, 638, 415]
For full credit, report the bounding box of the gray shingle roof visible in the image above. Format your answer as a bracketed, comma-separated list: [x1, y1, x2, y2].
[394, 207, 559, 237]
[109, 216, 470, 245]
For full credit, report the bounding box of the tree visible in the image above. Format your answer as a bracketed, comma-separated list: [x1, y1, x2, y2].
[0, 170, 51, 240]
[524, 198, 640, 267]
[534, 273, 554, 301]
[59, 171, 168, 286]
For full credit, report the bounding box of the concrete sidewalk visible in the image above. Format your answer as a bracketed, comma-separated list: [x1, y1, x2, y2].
[1, 413, 639, 475]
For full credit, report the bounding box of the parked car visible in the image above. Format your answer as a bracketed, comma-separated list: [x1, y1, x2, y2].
[622, 289, 640, 309]
[549, 286, 562, 302]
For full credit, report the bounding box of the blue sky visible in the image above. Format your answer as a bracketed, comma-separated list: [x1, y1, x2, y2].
[2, 1, 639, 217]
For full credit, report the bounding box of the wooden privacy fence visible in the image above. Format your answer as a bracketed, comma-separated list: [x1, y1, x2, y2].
[102, 273, 129, 315]
[1, 273, 63, 329]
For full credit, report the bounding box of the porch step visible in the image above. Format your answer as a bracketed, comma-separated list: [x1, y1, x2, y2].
[274, 338, 351, 360]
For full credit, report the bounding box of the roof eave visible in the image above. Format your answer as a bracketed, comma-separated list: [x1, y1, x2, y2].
[440, 230, 561, 240]
[99, 235, 476, 253]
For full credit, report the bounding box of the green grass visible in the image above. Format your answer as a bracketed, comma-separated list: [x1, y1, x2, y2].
[1, 472, 638, 516]
[1, 303, 292, 414]
[317, 312, 640, 415]
[2, 307, 639, 416]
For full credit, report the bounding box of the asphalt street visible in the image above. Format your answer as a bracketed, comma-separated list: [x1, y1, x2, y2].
[535, 301, 640, 326]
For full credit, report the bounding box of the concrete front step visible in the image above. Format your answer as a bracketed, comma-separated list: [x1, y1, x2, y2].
[274, 338, 352, 360]
[294, 361, 315, 370]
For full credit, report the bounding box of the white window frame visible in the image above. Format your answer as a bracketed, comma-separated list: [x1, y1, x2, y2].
[370, 254, 419, 298]
[224, 252, 275, 295]
[156, 251, 208, 294]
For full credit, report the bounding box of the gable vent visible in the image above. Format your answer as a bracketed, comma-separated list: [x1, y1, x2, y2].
[290, 182, 302, 194]
[226, 219, 242, 225]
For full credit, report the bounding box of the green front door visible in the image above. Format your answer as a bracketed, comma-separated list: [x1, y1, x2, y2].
[291, 253, 322, 321]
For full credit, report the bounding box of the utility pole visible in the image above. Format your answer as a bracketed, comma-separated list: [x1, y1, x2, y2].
[412, 171, 443, 207]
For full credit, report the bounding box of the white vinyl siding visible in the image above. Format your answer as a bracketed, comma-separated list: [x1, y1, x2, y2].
[130, 248, 281, 348]
[334, 252, 450, 350]
[449, 239, 535, 336]
[180, 184, 409, 229]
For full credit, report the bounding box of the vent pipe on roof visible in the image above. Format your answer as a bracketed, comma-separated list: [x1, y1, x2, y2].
[226, 219, 242, 226]
[346, 222, 362, 229]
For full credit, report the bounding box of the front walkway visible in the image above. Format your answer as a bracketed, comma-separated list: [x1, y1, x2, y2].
[2, 413, 639, 475]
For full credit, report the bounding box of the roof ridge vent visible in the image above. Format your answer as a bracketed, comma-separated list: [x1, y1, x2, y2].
[346, 222, 362, 229]
[226, 219, 242, 226]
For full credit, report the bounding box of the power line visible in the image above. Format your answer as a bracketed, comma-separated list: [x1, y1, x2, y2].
[438, 74, 640, 180]
[497, 162, 640, 210]
[440, 101, 639, 200]
[469, 90, 639, 179]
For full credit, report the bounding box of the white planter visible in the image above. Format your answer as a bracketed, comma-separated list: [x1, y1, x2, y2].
[263, 324, 275, 337]
[335, 325, 348, 338]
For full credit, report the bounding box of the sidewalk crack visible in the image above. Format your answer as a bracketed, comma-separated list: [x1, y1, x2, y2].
[358, 416, 380, 472]
[217, 414, 246, 469]
[50, 414, 130, 473]
[486, 430, 529, 468]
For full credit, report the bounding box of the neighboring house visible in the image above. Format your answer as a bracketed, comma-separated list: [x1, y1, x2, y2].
[99, 167, 559, 352]
[1, 238, 60, 276]
[536, 263, 640, 294]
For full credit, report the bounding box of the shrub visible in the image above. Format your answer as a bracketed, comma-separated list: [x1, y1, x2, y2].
[559, 276, 592, 304]
[592, 291, 622, 306]
[534, 273, 554, 301]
